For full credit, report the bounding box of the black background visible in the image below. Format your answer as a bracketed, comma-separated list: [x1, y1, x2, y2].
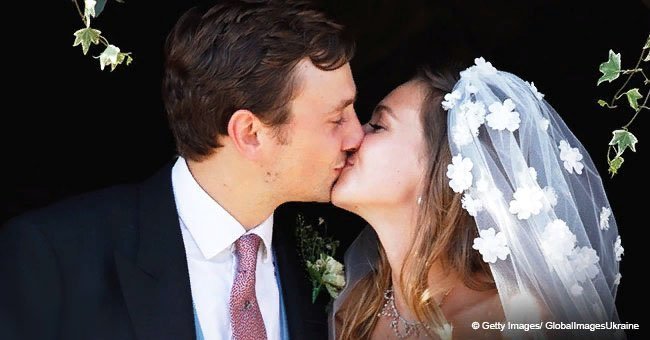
[2, 0, 648, 336]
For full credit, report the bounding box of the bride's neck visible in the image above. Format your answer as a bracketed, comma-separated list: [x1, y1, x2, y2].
[360, 203, 459, 318]
[359, 202, 421, 289]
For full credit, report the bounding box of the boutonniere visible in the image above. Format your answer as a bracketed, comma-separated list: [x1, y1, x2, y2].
[295, 213, 346, 303]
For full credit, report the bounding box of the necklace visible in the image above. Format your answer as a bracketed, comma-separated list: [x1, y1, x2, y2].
[377, 287, 453, 339]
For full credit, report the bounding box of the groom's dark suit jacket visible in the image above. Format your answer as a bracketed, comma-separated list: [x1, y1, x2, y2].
[0, 162, 331, 340]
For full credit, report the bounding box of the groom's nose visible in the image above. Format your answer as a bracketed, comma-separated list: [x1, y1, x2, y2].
[342, 113, 364, 153]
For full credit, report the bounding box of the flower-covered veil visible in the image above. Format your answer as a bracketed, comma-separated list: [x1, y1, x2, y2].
[445, 58, 624, 338]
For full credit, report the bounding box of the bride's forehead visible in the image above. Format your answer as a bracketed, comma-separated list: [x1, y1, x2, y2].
[380, 84, 424, 115]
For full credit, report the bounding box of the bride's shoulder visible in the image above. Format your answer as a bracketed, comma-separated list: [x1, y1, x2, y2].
[450, 287, 505, 322]
[442, 287, 505, 339]
[444, 287, 505, 339]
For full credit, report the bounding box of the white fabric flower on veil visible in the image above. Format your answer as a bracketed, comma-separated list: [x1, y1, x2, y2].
[446, 154, 473, 193]
[614, 236, 624, 261]
[462, 193, 483, 216]
[486, 99, 521, 132]
[452, 124, 473, 147]
[539, 118, 550, 132]
[509, 186, 545, 220]
[442, 90, 461, 111]
[459, 57, 498, 79]
[452, 100, 487, 146]
[474, 57, 498, 75]
[571, 283, 584, 296]
[559, 140, 584, 175]
[473, 228, 510, 263]
[540, 219, 577, 266]
[600, 207, 612, 231]
[570, 246, 600, 283]
[459, 101, 487, 133]
[614, 273, 622, 285]
[526, 81, 545, 100]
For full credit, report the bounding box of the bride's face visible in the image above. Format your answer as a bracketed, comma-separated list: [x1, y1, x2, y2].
[332, 81, 426, 211]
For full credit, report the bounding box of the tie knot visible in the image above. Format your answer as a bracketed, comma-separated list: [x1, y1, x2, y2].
[235, 233, 262, 260]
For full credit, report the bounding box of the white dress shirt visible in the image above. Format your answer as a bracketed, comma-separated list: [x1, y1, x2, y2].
[172, 157, 280, 340]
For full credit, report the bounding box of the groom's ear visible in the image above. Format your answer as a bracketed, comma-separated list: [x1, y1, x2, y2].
[227, 109, 263, 160]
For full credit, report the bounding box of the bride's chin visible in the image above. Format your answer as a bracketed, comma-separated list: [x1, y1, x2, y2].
[330, 185, 347, 208]
[331, 176, 354, 208]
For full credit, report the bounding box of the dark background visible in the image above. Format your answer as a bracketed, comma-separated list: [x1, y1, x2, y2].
[2, 0, 648, 336]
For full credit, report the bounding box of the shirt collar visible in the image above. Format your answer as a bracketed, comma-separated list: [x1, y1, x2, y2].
[171, 157, 274, 262]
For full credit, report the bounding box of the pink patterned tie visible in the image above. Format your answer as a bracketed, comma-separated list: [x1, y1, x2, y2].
[230, 233, 267, 340]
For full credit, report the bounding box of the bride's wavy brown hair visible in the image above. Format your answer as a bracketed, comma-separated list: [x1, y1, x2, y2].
[335, 66, 495, 339]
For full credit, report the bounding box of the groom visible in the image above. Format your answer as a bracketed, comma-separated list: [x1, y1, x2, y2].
[0, 1, 362, 339]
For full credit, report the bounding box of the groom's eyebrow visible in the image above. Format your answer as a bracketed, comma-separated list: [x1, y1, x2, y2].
[330, 92, 357, 113]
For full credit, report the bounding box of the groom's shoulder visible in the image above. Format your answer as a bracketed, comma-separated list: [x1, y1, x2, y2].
[2, 183, 138, 243]
[3, 160, 176, 238]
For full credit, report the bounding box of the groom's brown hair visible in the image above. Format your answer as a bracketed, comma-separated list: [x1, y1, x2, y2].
[162, 0, 354, 161]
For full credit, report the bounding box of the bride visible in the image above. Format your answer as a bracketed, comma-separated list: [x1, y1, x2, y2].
[330, 59, 624, 339]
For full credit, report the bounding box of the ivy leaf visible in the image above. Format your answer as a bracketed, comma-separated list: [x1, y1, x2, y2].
[72, 28, 102, 55]
[95, 0, 107, 17]
[112, 52, 132, 70]
[98, 44, 120, 71]
[624, 88, 643, 110]
[645, 35, 650, 49]
[84, 0, 96, 26]
[597, 50, 621, 85]
[609, 129, 638, 154]
[608, 156, 624, 177]
[597, 99, 608, 107]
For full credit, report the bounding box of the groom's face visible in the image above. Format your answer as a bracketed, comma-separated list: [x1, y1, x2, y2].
[266, 60, 363, 202]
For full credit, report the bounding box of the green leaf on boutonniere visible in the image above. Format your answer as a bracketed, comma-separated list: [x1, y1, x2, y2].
[322, 255, 345, 298]
[306, 254, 345, 303]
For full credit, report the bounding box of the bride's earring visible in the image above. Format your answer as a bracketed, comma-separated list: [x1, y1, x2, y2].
[417, 196, 422, 205]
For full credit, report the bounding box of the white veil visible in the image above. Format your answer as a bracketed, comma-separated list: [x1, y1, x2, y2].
[443, 58, 624, 338]
[330, 58, 625, 339]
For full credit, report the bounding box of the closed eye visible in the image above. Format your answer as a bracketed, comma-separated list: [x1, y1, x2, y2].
[368, 123, 384, 131]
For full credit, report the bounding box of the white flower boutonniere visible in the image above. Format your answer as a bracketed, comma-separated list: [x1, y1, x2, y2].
[295, 214, 346, 303]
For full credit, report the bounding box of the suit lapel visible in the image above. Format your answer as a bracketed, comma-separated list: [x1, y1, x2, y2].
[115, 162, 196, 340]
[273, 207, 329, 340]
